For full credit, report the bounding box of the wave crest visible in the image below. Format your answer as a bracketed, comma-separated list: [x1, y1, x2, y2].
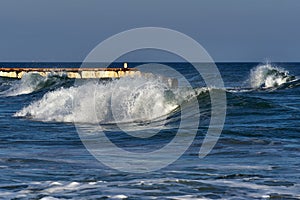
[2, 72, 67, 96]
[14, 77, 197, 124]
[249, 64, 296, 89]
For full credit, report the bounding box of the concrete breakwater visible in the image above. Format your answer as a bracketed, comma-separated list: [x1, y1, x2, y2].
[0, 67, 178, 88]
[0, 67, 140, 79]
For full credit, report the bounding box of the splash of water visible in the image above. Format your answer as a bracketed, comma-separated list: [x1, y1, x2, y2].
[249, 64, 296, 88]
[14, 77, 202, 124]
[3, 72, 67, 96]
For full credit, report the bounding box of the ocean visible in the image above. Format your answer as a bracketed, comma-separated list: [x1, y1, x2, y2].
[0, 62, 299, 199]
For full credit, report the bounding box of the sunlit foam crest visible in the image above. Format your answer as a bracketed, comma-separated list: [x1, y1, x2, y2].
[2, 72, 67, 96]
[249, 64, 295, 88]
[14, 76, 202, 124]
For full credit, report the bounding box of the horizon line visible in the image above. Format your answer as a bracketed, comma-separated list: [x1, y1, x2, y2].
[1, 61, 300, 64]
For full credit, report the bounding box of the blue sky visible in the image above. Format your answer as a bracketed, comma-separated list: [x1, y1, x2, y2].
[0, 0, 299, 62]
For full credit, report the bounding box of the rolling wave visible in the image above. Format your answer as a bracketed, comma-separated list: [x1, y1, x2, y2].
[0, 72, 70, 96]
[14, 77, 209, 124]
[6, 63, 299, 124]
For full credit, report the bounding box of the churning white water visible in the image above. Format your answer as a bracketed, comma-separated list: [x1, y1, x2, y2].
[249, 64, 295, 88]
[3, 72, 66, 96]
[14, 77, 189, 123]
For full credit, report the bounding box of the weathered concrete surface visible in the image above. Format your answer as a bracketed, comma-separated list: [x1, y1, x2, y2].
[0, 68, 139, 79]
[67, 72, 81, 79]
[0, 71, 17, 78]
[0, 67, 178, 88]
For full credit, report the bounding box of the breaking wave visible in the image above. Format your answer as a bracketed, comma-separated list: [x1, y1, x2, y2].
[11, 63, 299, 124]
[14, 77, 208, 124]
[1, 72, 69, 96]
[249, 64, 297, 89]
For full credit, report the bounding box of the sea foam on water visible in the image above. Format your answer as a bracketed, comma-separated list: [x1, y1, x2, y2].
[14, 77, 180, 124]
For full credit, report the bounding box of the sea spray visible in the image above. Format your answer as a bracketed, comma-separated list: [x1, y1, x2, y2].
[3, 72, 67, 96]
[249, 64, 295, 88]
[14, 77, 188, 123]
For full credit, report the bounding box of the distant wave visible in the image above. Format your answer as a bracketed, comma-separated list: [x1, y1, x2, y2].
[228, 63, 299, 92]
[249, 64, 297, 89]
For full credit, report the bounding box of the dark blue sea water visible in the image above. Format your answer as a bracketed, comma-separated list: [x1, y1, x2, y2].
[0, 63, 299, 199]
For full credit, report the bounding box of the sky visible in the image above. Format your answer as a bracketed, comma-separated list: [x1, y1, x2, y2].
[0, 0, 300, 62]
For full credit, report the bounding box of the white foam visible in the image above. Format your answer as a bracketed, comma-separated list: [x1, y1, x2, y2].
[109, 194, 128, 199]
[171, 195, 210, 200]
[49, 182, 63, 186]
[14, 77, 191, 124]
[199, 179, 300, 199]
[249, 64, 293, 88]
[8, 73, 49, 96]
[0, 178, 299, 199]
[3, 72, 65, 96]
[40, 197, 61, 200]
[44, 181, 81, 194]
